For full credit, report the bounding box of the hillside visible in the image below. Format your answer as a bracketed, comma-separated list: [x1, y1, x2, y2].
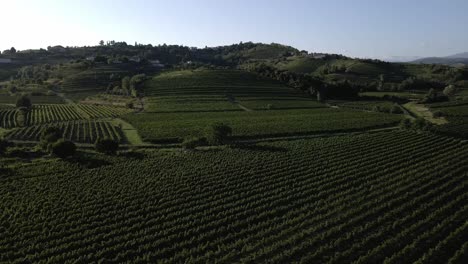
[1, 42, 468, 263]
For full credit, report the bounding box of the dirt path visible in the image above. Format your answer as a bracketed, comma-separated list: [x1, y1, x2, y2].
[402, 102, 448, 125]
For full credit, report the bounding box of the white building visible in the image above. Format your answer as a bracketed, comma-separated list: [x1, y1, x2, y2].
[129, 56, 141, 63]
[149, 60, 164, 68]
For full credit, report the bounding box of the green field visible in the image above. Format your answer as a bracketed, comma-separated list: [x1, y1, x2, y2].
[6, 120, 125, 143]
[1, 42, 468, 263]
[0, 104, 133, 128]
[1, 131, 466, 263]
[126, 108, 402, 142]
[143, 70, 319, 112]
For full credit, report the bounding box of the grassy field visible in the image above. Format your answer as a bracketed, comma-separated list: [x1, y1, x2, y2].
[125, 108, 402, 142]
[1, 131, 466, 263]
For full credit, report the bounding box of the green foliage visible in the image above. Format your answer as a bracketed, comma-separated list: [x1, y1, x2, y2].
[401, 118, 434, 131]
[204, 123, 232, 145]
[0, 131, 466, 262]
[6, 120, 124, 144]
[421, 88, 449, 103]
[15, 95, 32, 109]
[0, 139, 10, 155]
[390, 104, 404, 114]
[51, 139, 76, 158]
[39, 126, 62, 151]
[126, 109, 403, 143]
[95, 138, 119, 155]
[443, 85, 458, 97]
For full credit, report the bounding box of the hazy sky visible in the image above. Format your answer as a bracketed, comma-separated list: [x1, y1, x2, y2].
[1, 0, 467, 59]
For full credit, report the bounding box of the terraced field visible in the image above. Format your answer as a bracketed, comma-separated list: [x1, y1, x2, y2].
[1, 131, 466, 263]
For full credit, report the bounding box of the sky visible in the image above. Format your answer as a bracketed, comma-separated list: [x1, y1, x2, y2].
[1, 0, 468, 59]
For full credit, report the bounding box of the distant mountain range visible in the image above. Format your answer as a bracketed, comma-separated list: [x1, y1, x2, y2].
[383, 52, 468, 66]
[410, 52, 468, 66]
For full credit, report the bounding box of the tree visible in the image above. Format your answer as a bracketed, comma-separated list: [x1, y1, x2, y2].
[205, 123, 232, 145]
[443, 85, 458, 97]
[51, 140, 76, 158]
[122, 76, 131, 95]
[95, 138, 119, 155]
[399, 119, 412, 130]
[0, 139, 11, 155]
[16, 95, 32, 109]
[40, 127, 62, 151]
[10, 47, 16, 54]
[99, 40, 104, 46]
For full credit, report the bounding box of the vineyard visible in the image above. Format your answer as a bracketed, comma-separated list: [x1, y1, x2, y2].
[143, 70, 322, 112]
[335, 101, 401, 113]
[5, 120, 125, 143]
[0, 104, 133, 129]
[126, 108, 403, 142]
[1, 131, 466, 263]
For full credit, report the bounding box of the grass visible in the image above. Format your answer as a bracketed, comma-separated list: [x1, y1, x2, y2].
[112, 118, 144, 145]
[403, 102, 448, 125]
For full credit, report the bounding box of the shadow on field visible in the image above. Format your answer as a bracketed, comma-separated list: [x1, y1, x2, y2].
[69, 153, 111, 169]
[232, 144, 288, 153]
[119, 151, 145, 160]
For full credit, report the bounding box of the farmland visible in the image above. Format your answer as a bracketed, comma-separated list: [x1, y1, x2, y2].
[5, 120, 125, 143]
[1, 41, 468, 263]
[1, 131, 467, 263]
[0, 104, 133, 128]
[143, 70, 321, 112]
[126, 108, 402, 142]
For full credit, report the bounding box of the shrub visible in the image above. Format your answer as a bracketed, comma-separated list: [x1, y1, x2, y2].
[51, 140, 76, 158]
[400, 119, 412, 129]
[433, 111, 444, 118]
[40, 127, 62, 151]
[16, 95, 32, 109]
[0, 139, 11, 155]
[205, 123, 232, 145]
[95, 138, 119, 155]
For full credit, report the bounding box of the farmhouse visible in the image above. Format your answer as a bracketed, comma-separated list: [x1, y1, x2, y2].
[0, 58, 12, 63]
[149, 59, 164, 68]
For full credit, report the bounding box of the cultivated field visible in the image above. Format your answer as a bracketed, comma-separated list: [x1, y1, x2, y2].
[1, 131, 466, 263]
